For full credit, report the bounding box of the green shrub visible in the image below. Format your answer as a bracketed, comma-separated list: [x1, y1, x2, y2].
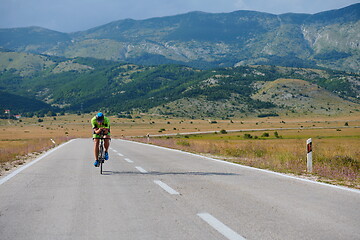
[244, 134, 253, 139]
[220, 129, 227, 134]
[261, 132, 270, 137]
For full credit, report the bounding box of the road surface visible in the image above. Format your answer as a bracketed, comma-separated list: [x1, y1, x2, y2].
[0, 138, 359, 239]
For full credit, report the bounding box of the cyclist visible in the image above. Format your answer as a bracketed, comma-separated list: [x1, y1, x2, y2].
[91, 112, 111, 167]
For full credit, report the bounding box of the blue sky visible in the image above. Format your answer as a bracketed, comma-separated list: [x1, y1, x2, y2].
[0, 0, 359, 32]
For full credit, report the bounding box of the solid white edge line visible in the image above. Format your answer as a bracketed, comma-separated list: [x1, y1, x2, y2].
[197, 213, 246, 240]
[124, 158, 133, 163]
[117, 139, 360, 194]
[135, 166, 148, 173]
[154, 180, 179, 195]
[0, 139, 76, 185]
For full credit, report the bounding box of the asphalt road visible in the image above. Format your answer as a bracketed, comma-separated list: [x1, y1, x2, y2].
[0, 138, 359, 240]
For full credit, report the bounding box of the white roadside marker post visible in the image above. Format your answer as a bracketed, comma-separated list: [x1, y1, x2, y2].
[307, 138, 313, 173]
[50, 138, 56, 146]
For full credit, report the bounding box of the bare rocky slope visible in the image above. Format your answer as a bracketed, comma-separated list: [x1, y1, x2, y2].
[0, 4, 359, 72]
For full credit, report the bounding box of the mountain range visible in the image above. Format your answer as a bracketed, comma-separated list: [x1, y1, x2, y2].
[0, 3, 359, 72]
[0, 4, 359, 118]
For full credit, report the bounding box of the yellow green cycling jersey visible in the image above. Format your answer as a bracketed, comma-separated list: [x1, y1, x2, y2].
[91, 116, 110, 138]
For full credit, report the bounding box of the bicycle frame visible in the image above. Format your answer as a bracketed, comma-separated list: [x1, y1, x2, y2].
[98, 138, 105, 174]
[95, 130, 110, 174]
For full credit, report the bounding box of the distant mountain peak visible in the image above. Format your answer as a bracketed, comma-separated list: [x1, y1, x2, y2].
[0, 3, 359, 72]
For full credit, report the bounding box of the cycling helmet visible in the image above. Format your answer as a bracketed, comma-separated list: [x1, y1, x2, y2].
[96, 112, 104, 122]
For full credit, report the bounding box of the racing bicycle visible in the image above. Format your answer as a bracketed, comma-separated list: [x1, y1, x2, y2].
[97, 134, 108, 174]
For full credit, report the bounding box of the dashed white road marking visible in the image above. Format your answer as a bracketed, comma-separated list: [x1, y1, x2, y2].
[124, 158, 133, 163]
[154, 180, 180, 195]
[197, 213, 246, 240]
[110, 148, 124, 156]
[135, 166, 148, 173]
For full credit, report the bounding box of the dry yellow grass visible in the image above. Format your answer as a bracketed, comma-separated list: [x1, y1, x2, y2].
[136, 137, 359, 188]
[132, 116, 359, 189]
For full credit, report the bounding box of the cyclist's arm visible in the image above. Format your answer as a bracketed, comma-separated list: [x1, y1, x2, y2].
[91, 118, 103, 134]
[97, 128, 109, 134]
[91, 117, 110, 134]
[94, 126, 109, 135]
[102, 118, 110, 133]
[94, 128, 103, 134]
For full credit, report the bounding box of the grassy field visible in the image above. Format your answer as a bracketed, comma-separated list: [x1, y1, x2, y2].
[0, 113, 359, 189]
[136, 128, 359, 188]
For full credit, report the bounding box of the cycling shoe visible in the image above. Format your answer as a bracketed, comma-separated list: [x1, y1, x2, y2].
[94, 160, 100, 167]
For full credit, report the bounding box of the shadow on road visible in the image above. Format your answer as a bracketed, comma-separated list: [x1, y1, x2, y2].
[101, 171, 239, 176]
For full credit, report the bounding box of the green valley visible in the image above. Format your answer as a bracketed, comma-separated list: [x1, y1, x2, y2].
[0, 51, 359, 118]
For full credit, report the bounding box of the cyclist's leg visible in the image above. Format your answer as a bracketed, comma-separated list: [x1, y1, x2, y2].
[104, 135, 110, 160]
[93, 138, 101, 167]
[94, 138, 100, 160]
[104, 137, 110, 152]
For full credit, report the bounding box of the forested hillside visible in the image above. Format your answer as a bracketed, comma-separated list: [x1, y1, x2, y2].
[0, 53, 359, 118]
[0, 91, 53, 117]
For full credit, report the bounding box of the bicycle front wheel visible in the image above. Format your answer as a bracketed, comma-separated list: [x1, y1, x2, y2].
[99, 140, 104, 174]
